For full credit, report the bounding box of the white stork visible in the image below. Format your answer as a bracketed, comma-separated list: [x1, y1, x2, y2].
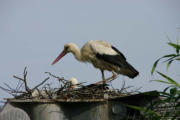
[51, 40, 139, 84]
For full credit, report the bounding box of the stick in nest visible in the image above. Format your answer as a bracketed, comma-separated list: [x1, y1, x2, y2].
[32, 77, 50, 91]
[1, 67, 51, 98]
[45, 72, 68, 84]
[13, 67, 31, 93]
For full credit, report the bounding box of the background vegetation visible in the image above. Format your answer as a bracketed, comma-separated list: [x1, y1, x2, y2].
[127, 40, 180, 120]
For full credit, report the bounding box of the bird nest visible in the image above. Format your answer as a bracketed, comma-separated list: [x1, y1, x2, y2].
[1, 67, 139, 101]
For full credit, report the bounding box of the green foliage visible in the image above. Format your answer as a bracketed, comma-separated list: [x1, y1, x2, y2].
[150, 41, 180, 119]
[168, 42, 180, 54]
[151, 41, 180, 75]
[125, 104, 161, 120]
[152, 71, 180, 88]
[127, 41, 180, 120]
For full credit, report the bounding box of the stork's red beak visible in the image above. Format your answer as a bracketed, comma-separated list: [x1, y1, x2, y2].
[51, 50, 66, 65]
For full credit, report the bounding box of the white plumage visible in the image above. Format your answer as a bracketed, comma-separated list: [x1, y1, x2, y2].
[89, 40, 118, 55]
[31, 89, 48, 98]
[69, 77, 78, 89]
[52, 40, 139, 84]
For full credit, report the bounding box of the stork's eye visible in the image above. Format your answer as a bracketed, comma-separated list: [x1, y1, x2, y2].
[64, 46, 69, 51]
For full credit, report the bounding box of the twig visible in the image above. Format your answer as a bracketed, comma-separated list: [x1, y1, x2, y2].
[0, 86, 17, 96]
[13, 67, 31, 93]
[15, 80, 21, 92]
[23, 67, 31, 93]
[16, 82, 24, 92]
[45, 72, 68, 84]
[32, 77, 50, 91]
[3, 83, 14, 91]
[0, 86, 13, 93]
[56, 81, 69, 94]
[13, 75, 24, 81]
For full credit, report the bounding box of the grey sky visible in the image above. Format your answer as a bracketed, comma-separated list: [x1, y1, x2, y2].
[0, 0, 180, 102]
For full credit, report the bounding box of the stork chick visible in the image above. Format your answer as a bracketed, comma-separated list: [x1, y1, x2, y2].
[69, 77, 78, 90]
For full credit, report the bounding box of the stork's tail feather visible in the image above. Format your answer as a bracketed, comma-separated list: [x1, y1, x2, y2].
[120, 62, 139, 78]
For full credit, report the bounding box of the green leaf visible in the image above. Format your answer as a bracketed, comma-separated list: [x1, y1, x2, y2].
[151, 54, 176, 75]
[160, 94, 170, 98]
[170, 88, 177, 96]
[152, 80, 171, 85]
[163, 55, 178, 63]
[168, 42, 180, 54]
[151, 60, 159, 75]
[125, 104, 161, 118]
[163, 54, 177, 58]
[163, 86, 171, 93]
[159, 91, 171, 98]
[157, 71, 180, 87]
[166, 60, 173, 70]
[168, 42, 180, 49]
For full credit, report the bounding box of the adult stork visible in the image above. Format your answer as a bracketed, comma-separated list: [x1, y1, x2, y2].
[51, 40, 139, 84]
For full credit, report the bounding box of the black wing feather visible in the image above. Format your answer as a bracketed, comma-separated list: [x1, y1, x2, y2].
[96, 45, 139, 78]
[96, 53, 127, 68]
[111, 46, 126, 60]
[96, 45, 127, 67]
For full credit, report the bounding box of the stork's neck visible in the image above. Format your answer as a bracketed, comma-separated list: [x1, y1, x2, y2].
[71, 47, 83, 61]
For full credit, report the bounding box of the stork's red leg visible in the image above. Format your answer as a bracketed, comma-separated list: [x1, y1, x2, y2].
[101, 70, 106, 84]
[107, 71, 117, 83]
[101, 70, 105, 80]
[95, 70, 105, 84]
[95, 71, 117, 84]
